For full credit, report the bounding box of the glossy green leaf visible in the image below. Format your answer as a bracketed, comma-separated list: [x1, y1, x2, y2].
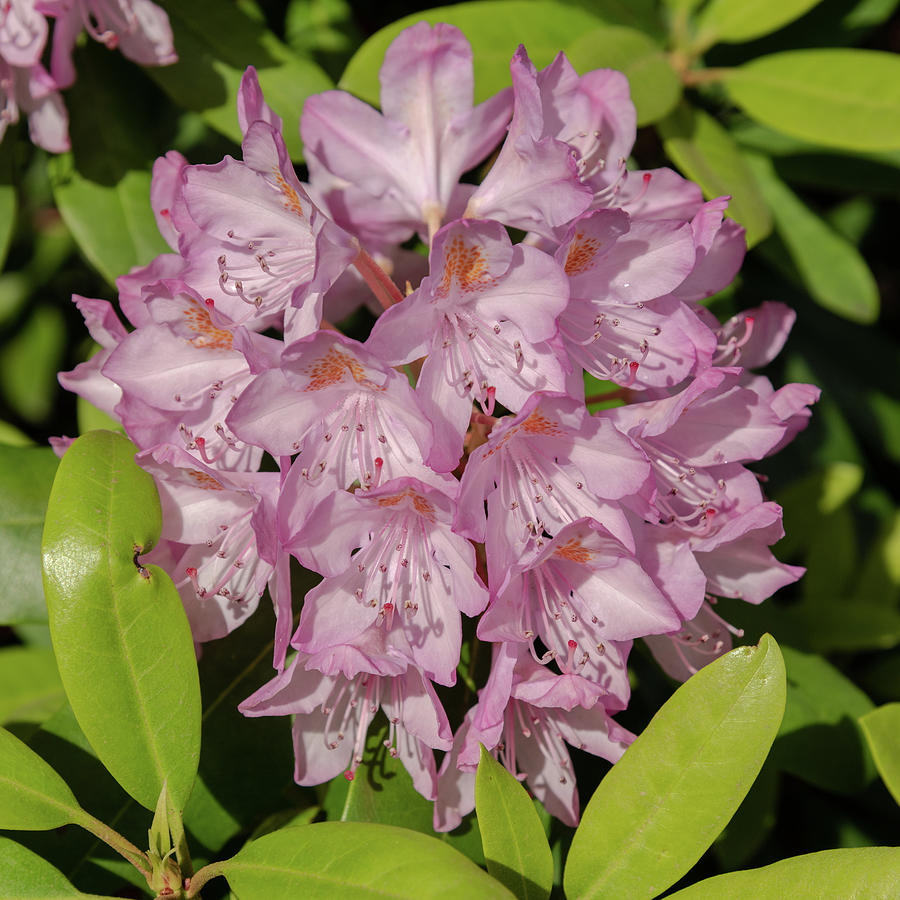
[152, 0, 333, 161]
[745, 152, 879, 323]
[859, 704, 900, 806]
[221, 822, 516, 899]
[340, 1, 605, 106]
[41, 431, 201, 810]
[693, 0, 824, 49]
[713, 761, 779, 870]
[0, 726, 83, 830]
[667, 847, 900, 898]
[0, 647, 65, 727]
[564, 635, 786, 900]
[659, 104, 772, 247]
[564, 26, 681, 126]
[725, 50, 900, 152]
[475, 745, 552, 900]
[772, 646, 875, 794]
[0, 836, 118, 899]
[0, 446, 59, 625]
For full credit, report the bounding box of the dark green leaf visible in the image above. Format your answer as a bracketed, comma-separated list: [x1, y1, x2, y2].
[725, 50, 900, 152]
[564, 635, 786, 900]
[745, 152, 879, 323]
[0, 836, 118, 899]
[693, 0, 824, 49]
[41, 431, 200, 810]
[0, 140, 15, 272]
[667, 847, 900, 898]
[0, 647, 65, 728]
[153, 0, 333, 161]
[475, 745, 552, 900]
[0, 726, 82, 831]
[0, 446, 59, 625]
[859, 704, 900, 806]
[339, 1, 606, 106]
[564, 26, 681, 125]
[658, 103, 772, 247]
[221, 822, 516, 898]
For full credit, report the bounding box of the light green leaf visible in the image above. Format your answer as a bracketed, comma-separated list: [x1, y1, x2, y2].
[693, 0, 824, 49]
[0, 647, 65, 727]
[221, 822, 516, 899]
[339, 1, 606, 106]
[859, 704, 900, 806]
[667, 847, 900, 898]
[0, 139, 15, 272]
[475, 745, 552, 900]
[772, 646, 876, 794]
[0, 446, 59, 625]
[0, 421, 32, 447]
[745, 151, 880, 323]
[0, 726, 82, 830]
[41, 431, 201, 810]
[564, 26, 681, 126]
[725, 50, 900, 152]
[0, 836, 118, 899]
[658, 103, 772, 247]
[564, 635, 786, 900]
[153, 0, 333, 161]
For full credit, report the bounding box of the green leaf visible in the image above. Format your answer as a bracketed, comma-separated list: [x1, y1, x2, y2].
[859, 704, 900, 806]
[0, 446, 59, 626]
[667, 847, 900, 898]
[724, 50, 900, 152]
[693, 0, 824, 49]
[0, 726, 83, 830]
[564, 635, 786, 900]
[153, 0, 333, 161]
[0, 836, 118, 899]
[772, 646, 875, 794]
[744, 152, 880, 323]
[221, 822, 516, 898]
[564, 26, 681, 126]
[712, 761, 779, 870]
[0, 139, 15, 272]
[475, 745, 552, 900]
[41, 431, 201, 811]
[658, 103, 772, 247]
[0, 647, 65, 728]
[339, 1, 606, 106]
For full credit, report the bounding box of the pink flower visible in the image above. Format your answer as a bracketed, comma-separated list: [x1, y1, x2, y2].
[1, 0, 47, 67]
[0, 59, 68, 151]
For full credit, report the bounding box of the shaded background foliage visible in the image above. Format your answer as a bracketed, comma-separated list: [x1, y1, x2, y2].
[2, 0, 900, 896]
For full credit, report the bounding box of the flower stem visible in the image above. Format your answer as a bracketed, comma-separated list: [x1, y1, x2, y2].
[184, 859, 231, 898]
[353, 247, 405, 310]
[70, 808, 150, 877]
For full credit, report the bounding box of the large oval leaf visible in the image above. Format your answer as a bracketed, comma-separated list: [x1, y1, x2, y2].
[659, 103, 772, 247]
[475, 745, 552, 900]
[41, 431, 201, 811]
[339, 1, 605, 106]
[0, 836, 118, 899]
[667, 847, 900, 898]
[221, 822, 515, 899]
[0, 726, 82, 830]
[693, 0, 824, 48]
[564, 25, 681, 126]
[859, 703, 900, 806]
[724, 50, 900, 152]
[564, 634, 786, 900]
[745, 151, 880, 323]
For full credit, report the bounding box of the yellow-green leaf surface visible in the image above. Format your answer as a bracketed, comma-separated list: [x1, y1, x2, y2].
[0, 726, 82, 831]
[659, 103, 771, 247]
[667, 847, 900, 898]
[564, 25, 681, 125]
[693, 0, 824, 49]
[475, 746, 552, 900]
[0, 836, 118, 899]
[859, 704, 900, 806]
[221, 822, 516, 899]
[724, 50, 900, 152]
[41, 431, 200, 811]
[564, 635, 786, 900]
[340, 1, 605, 106]
[0, 647, 65, 727]
[746, 151, 879, 323]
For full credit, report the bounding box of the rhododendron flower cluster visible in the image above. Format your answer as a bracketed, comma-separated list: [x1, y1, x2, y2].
[0, 0, 176, 151]
[57, 22, 818, 830]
